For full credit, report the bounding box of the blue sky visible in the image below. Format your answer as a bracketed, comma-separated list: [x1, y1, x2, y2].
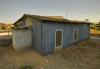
[0, 0, 100, 23]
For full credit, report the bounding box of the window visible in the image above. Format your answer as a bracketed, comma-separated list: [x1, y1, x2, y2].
[85, 27, 88, 38]
[73, 29, 78, 42]
[55, 30, 63, 48]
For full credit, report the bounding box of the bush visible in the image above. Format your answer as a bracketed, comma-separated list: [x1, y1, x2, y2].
[18, 65, 34, 69]
[99, 34, 100, 37]
[0, 43, 10, 47]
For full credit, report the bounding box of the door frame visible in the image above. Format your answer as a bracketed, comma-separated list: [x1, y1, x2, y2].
[55, 29, 63, 48]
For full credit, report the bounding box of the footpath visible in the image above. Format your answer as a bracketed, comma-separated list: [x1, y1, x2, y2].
[90, 36, 100, 40]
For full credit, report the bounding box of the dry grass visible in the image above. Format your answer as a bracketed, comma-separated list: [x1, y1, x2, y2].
[90, 29, 100, 34]
[18, 65, 34, 69]
[61, 39, 100, 69]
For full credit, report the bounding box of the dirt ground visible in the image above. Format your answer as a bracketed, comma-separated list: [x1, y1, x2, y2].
[0, 32, 12, 36]
[0, 39, 100, 69]
[0, 35, 12, 45]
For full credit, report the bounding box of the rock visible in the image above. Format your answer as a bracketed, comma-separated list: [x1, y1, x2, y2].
[5, 55, 7, 57]
[44, 56, 48, 59]
[48, 55, 51, 58]
[44, 59, 49, 63]
[41, 67, 43, 69]
[11, 67, 13, 69]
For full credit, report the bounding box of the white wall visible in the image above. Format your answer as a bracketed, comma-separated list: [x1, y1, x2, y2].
[26, 17, 32, 27]
[12, 29, 32, 51]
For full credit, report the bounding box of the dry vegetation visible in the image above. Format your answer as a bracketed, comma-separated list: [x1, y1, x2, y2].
[0, 39, 100, 69]
[0, 23, 14, 32]
[90, 23, 100, 35]
[90, 29, 100, 35]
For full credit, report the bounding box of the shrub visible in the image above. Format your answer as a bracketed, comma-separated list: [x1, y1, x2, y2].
[18, 65, 34, 69]
[0, 43, 9, 47]
[99, 34, 100, 37]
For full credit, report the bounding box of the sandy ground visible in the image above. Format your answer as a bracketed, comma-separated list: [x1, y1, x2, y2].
[90, 36, 100, 40]
[0, 39, 100, 69]
[0, 32, 12, 36]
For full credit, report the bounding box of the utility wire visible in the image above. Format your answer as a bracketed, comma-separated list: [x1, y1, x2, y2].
[67, 0, 93, 12]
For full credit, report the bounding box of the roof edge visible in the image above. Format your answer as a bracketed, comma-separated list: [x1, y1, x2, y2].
[13, 14, 91, 25]
[13, 14, 27, 25]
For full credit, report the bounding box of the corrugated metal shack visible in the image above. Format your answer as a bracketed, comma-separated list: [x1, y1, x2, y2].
[14, 14, 90, 55]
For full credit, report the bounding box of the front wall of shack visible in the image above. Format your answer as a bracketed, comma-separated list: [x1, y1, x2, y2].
[15, 18, 43, 55]
[16, 19, 26, 27]
[12, 29, 32, 51]
[42, 21, 90, 55]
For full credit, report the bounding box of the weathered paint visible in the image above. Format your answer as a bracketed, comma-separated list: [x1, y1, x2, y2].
[17, 19, 26, 27]
[26, 17, 32, 27]
[41, 21, 90, 55]
[15, 18, 90, 56]
[31, 19, 43, 54]
[12, 29, 32, 51]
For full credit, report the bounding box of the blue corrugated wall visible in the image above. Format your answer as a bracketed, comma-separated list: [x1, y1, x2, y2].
[16, 18, 90, 55]
[32, 20, 42, 54]
[41, 21, 90, 55]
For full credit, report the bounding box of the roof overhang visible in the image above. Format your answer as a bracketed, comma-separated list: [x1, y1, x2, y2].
[13, 14, 91, 25]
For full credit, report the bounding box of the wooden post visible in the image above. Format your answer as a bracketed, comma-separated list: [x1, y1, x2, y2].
[8, 28, 9, 37]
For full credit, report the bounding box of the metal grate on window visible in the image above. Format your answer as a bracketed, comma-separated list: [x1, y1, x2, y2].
[56, 30, 62, 47]
[74, 29, 78, 42]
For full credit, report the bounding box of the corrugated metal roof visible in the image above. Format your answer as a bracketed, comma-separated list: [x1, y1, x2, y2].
[44, 16, 65, 19]
[14, 14, 90, 25]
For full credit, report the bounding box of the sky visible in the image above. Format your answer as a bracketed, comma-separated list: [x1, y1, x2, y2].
[0, 0, 100, 23]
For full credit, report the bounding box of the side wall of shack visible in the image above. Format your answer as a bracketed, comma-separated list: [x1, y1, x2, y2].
[41, 21, 90, 55]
